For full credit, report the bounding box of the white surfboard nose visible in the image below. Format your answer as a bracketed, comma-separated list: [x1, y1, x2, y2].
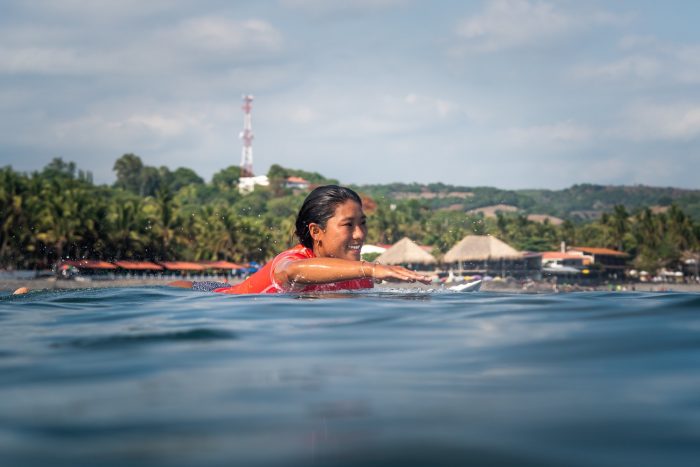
[448, 280, 482, 293]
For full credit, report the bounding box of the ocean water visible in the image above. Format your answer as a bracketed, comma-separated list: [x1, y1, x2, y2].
[1, 287, 699, 467]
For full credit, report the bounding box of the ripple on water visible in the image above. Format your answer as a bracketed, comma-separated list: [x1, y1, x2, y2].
[50, 328, 238, 349]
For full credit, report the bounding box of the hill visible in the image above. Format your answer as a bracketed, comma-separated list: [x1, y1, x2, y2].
[352, 183, 700, 221]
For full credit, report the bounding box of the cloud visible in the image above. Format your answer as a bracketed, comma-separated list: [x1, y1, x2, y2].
[17, 0, 173, 19]
[280, 0, 406, 14]
[618, 102, 700, 141]
[166, 17, 283, 55]
[618, 34, 658, 50]
[288, 106, 319, 124]
[324, 92, 462, 136]
[571, 36, 700, 85]
[503, 121, 592, 147]
[48, 106, 211, 150]
[0, 45, 103, 75]
[403, 93, 457, 118]
[0, 16, 284, 76]
[268, 89, 464, 136]
[571, 55, 661, 82]
[669, 44, 700, 84]
[453, 0, 625, 53]
[124, 113, 205, 138]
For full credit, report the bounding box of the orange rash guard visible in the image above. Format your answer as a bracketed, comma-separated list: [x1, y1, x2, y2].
[214, 244, 374, 294]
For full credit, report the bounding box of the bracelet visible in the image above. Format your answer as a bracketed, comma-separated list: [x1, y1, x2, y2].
[360, 260, 367, 278]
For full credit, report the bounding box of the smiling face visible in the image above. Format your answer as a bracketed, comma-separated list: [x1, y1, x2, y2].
[310, 200, 367, 260]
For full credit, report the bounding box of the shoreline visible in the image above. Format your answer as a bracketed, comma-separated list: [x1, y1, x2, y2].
[2, 277, 700, 294]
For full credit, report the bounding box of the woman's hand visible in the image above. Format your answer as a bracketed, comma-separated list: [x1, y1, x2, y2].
[371, 264, 431, 284]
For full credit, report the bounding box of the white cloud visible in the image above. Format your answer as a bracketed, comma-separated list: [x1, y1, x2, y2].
[270, 90, 463, 136]
[618, 102, 700, 141]
[454, 0, 624, 53]
[572, 37, 700, 85]
[168, 17, 283, 55]
[17, 0, 174, 21]
[124, 113, 205, 137]
[329, 92, 461, 136]
[403, 93, 456, 118]
[455, 0, 573, 52]
[289, 106, 319, 124]
[0, 45, 101, 74]
[673, 45, 700, 83]
[571, 55, 661, 82]
[0, 16, 284, 76]
[618, 34, 658, 50]
[52, 110, 207, 146]
[503, 121, 592, 147]
[280, 0, 406, 14]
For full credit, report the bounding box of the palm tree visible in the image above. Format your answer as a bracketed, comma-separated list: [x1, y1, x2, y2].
[0, 168, 27, 265]
[34, 179, 85, 262]
[609, 205, 630, 252]
[107, 197, 147, 259]
[143, 185, 184, 260]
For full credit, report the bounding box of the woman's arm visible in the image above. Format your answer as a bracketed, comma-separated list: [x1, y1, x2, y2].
[273, 258, 431, 289]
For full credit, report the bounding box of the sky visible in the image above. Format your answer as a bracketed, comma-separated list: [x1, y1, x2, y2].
[1, 0, 700, 189]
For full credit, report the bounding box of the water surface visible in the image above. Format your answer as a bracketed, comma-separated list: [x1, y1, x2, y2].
[1, 288, 699, 466]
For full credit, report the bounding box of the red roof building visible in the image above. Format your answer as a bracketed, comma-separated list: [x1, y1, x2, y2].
[285, 176, 310, 190]
[568, 247, 628, 257]
[158, 262, 205, 271]
[199, 261, 244, 270]
[114, 261, 163, 271]
[61, 260, 117, 270]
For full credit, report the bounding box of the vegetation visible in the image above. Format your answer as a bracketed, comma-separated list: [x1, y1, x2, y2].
[1, 156, 698, 274]
[355, 182, 700, 219]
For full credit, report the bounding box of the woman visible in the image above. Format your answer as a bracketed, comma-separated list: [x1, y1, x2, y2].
[171, 185, 430, 293]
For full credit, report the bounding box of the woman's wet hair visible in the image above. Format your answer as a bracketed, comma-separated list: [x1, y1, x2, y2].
[295, 185, 363, 248]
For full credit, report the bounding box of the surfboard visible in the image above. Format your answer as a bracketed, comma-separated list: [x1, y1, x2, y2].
[448, 279, 482, 292]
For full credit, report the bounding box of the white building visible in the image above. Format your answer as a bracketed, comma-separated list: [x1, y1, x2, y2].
[238, 175, 269, 194]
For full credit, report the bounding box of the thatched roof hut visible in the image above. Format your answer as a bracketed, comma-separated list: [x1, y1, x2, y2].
[443, 235, 522, 263]
[376, 237, 437, 265]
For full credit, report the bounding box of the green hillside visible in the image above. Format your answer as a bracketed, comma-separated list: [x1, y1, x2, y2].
[353, 183, 700, 220]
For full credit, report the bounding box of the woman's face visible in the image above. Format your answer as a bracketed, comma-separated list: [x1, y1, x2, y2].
[312, 200, 367, 260]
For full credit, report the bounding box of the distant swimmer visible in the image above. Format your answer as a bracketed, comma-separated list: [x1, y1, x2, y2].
[170, 185, 430, 294]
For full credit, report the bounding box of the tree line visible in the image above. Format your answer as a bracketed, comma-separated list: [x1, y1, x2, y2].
[1, 155, 699, 273]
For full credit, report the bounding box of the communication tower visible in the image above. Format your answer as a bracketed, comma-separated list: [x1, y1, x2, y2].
[239, 95, 254, 177]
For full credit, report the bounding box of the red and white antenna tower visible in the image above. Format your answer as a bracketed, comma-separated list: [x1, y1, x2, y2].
[239, 95, 254, 177]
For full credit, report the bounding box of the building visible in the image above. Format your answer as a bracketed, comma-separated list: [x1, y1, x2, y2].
[375, 237, 437, 270]
[238, 175, 269, 194]
[681, 251, 699, 280]
[567, 246, 629, 279]
[443, 235, 540, 278]
[539, 252, 584, 281]
[541, 252, 585, 269]
[285, 176, 310, 190]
